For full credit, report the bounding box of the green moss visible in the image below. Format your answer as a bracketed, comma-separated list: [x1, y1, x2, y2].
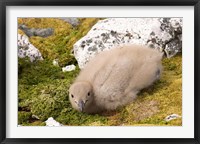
[56, 108, 107, 126]
[18, 18, 182, 126]
[18, 111, 32, 124]
[20, 121, 46, 126]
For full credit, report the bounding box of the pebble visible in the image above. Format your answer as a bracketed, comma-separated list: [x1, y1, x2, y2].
[164, 114, 181, 122]
[45, 117, 62, 126]
[62, 64, 76, 72]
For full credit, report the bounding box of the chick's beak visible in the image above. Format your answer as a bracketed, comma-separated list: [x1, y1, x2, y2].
[78, 100, 85, 112]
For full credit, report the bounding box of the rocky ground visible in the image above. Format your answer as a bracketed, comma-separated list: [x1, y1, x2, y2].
[18, 18, 182, 126]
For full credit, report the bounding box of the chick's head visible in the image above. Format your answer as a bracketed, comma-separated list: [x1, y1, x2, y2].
[69, 81, 93, 112]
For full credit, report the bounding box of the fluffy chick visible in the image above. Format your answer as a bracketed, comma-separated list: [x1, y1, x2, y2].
[69, 45, 163, 114]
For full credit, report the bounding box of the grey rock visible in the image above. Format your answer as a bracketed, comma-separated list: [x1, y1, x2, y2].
[19, 24, 54, 37]
[164, 114, 181, 122]
[18, 34, 43, 62]
[73, 18, 182, 69]
[58, 18, 79, 27]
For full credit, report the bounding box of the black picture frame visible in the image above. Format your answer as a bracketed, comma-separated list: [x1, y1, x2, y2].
[0, 0, 199, 144]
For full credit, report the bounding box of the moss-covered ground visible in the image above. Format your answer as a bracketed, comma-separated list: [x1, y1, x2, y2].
[18, 18, 182, 126]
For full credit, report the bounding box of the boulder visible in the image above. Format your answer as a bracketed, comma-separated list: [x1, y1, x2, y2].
[18, 34, 43, 62]
[73, 18, 182, 69]
[18, 24, 54, 37]
[58, 18, 79, 27]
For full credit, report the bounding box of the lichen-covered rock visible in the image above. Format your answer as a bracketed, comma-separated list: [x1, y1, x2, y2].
[58, 18, 79, 27]
[19, 24, 54, 37]
[18, 34, 43, 62]
[73, 18, 182, 69]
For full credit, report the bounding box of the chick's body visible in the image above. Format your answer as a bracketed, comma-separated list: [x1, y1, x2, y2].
[69, 45, 163, 114]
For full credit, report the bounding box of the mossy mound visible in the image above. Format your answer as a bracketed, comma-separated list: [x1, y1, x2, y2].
[18, 18, 182, 126]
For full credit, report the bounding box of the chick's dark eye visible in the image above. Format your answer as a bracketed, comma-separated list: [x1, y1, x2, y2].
[88, 92, 90, 96]
[71, 94, 74, 98]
